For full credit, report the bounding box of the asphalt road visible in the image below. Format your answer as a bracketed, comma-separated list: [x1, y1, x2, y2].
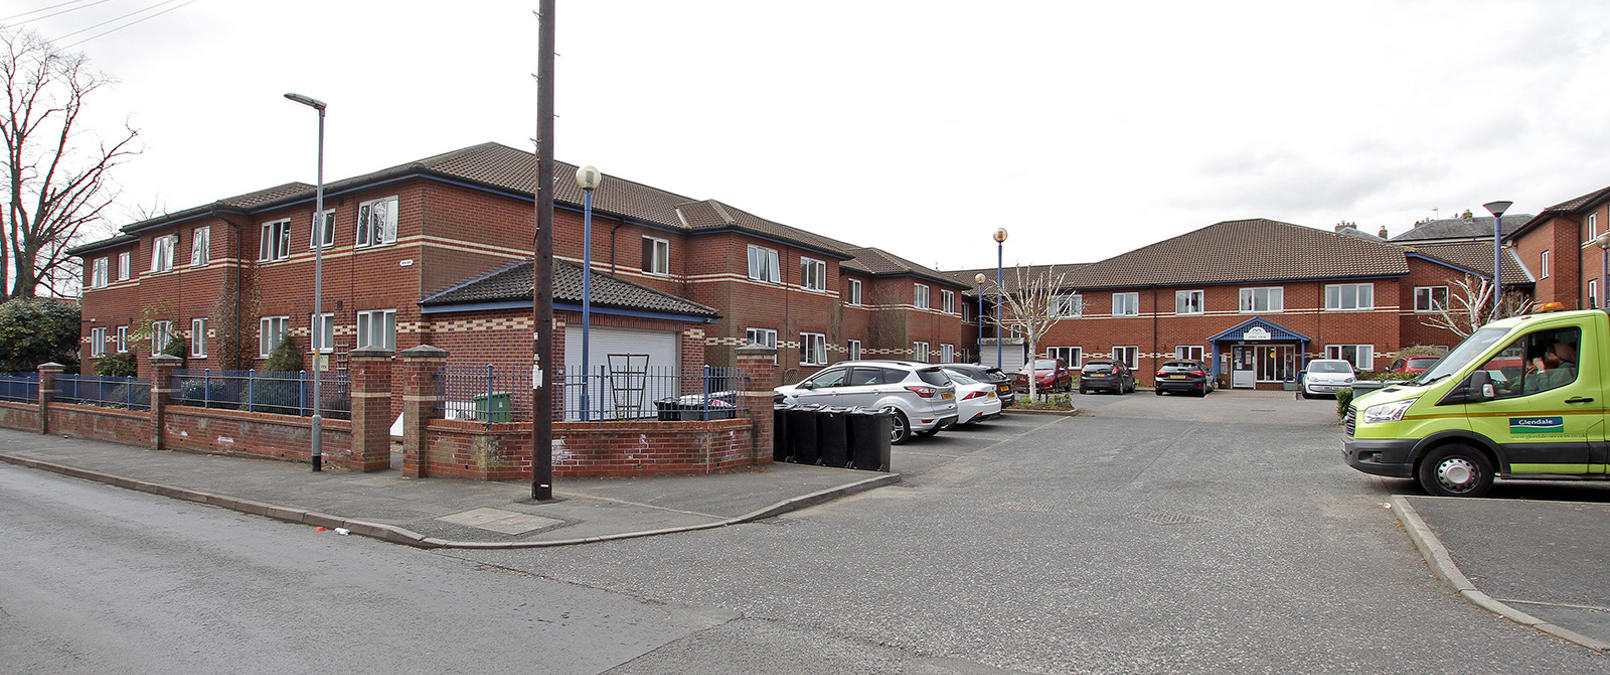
[3, 390, 1606, 673]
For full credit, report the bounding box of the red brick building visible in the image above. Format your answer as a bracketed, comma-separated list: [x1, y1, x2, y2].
[71, 142, 967, 391]
[1505, 184, 1610, 310]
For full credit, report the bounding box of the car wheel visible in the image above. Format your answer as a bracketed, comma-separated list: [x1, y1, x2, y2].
[1417, 445, 1494, 497]
[1079, 385, 1087, 395]
[1197, 384, 1208, 397]
[887, 409, 912, 445]
[1154, 388, 1163, 396]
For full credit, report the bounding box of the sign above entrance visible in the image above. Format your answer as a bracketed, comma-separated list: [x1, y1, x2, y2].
[1243, 326, 1272, 341]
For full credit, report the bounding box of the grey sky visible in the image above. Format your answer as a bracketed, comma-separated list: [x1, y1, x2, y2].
[19, 0, 1610, 271]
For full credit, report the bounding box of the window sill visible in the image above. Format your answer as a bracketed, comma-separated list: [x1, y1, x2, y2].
[642, 270, 671, 277]
[1322, 308, 1376, 312]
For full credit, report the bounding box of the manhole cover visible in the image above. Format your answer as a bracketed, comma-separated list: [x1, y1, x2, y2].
[1132, 511, 1207, 525]
[436, 507, 563, 535]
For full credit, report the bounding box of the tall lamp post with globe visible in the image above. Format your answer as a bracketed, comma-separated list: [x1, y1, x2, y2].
[993, 228, 1008, 369]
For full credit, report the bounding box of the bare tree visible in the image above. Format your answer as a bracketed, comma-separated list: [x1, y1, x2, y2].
[986, 266, 1072, 400]
[1420, 275, 1532, 339]
[2, 29, 138, 299]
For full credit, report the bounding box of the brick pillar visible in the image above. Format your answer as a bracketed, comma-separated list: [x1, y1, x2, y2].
[399, 344, 447, 478]
[37, 362, 63, 435]
[149, 354, 181, 450]
[348, 347, 394, 472]
[734, 344, 778, 462]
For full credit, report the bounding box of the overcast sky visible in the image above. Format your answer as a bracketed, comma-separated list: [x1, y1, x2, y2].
[15, 0, 1610, 272]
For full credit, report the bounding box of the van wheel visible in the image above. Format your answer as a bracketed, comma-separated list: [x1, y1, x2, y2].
[888, 409, 911, 445]
[1417, 445, 1494, 497]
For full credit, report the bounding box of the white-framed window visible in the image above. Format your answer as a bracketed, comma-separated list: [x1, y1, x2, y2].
[846, 279, 862, 306]
[1592, 280, 1600, 309]
[1175, 290, 1204, 315]
[914, 284, 931, 310]
[357, 309, 397, 350]
[1589, 213, 1600, 244]
[746, 327, 778, 364]
[1239, 287, 1284, 313]
[151, 321, 173, 353]
[357, 196, 399, 247]
[940, 343, 955, 362]
[800, 332, 827, 366]
[1325, 283, 1374, 311]
[151, 235, 177, 273]
[190, 318, 207, 358]
[1175, 345, 1204, 361]
[310, 312, 335, 354]
[115, 326, 127, 353]
[847, 339, 862, 361]
[1414, 286, 1449, 313]
[941, 289, 955, 314]
[1047, 346, 1082, 367]
[90, 257, 108, 288]
[1541, 250, 1550, 279]
[746, 245, 780, 283]
[800, 257, 827, 291]
[1326, 344, 1375, 371]
[259, 316, 289, 358]
[1055, 293, 1083, 318]
[190, 226, 210, 266]
[1112, 292, 1139, 316]
[1113, 345, 1139, 369]
[642, 236, 670, 275]
[90, 327, 106, 357]
[259, 219, 291, 262]
[117, 252, 130, 281]
[308, 209, 335, 250]
[914, 341, 930, 362]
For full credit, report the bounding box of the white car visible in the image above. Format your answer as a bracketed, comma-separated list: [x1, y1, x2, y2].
[775, 360, 959, 444]
[1301, 359, 1356, 399]
[945, 370, 1002, 425]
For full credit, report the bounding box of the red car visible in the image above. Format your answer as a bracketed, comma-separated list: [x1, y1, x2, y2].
[1386, 355, 1441, 374]
[1014, 358, 1073, 393]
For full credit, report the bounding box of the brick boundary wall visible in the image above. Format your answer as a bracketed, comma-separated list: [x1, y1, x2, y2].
[163, 406, 354, 465]
[0, 400, 40, 432]
[47, 402, 151, 445]
[420, 417, 754, 480]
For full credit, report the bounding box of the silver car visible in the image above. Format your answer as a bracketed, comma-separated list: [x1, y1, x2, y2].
[774, 360, 959, 444]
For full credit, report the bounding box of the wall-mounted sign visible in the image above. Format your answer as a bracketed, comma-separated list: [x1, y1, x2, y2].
[1243, 326, 1272, 341]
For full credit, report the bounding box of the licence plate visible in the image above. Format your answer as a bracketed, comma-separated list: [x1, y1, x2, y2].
[1169, 375, 1185, 380]
[998, 384, 1010, 392]
[942, 392, 954, 399]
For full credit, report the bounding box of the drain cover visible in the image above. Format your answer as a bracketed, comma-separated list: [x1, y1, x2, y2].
[1132, 511, 1207, 525]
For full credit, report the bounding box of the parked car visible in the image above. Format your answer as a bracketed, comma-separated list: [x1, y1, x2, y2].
[1301, 359, 1356, 398]
[1386, 355, 1442, 374]
[774, 360, 958, 444]
[940, 363, 1014, 407]
[1015, 358, 1074, 393]
[1154, 360, 1213, 396]
[1079, 360, 1136, 394]
[946, 371, 1003, 425]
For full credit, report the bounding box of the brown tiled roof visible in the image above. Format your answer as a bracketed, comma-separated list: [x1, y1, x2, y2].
[1405, 241, 1533, 284]
[419, 258, 719, 319]
[113, 181, 317, 236]
[1510, 184, 1610, 240]
[839, 247, 968, 288]
[1064, 218, 1409, 290]
[946, 264, 1090, 296]
[1390, 215, 1530, 243]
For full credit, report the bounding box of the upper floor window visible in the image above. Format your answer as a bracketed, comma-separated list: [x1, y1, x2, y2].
[1414, 286, 1448, 313]
[260, 219, 291, 262]
[642, 236, 669, 275]
[1056, 293, 1084, 318]
[846, 279, 862, 305]
[914, 284, 930, 310]
[941, 289, 955, 314]
[746, 245, 780, 283]
[1112, 292, 1139, 316]
[117, 252, 130, 281]
[1175, 290, 1204, 315]
[356, 196, 399, 247]
[800, 257, 827, 291]
[90, 257, 108, 288]
[1239, 287, 1283, 313]
[1541, 250, 1550, 279]
[1325, 283, 1374, 311]
[357, 309, 397, 351]
[190, 226, 210, 266]
[311, 210, 336, 250]
[1590, 213, 1600, 244]
[151, 235, 177, 273]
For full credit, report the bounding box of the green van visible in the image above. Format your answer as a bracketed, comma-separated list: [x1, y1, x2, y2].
[1344, 306, 1605, 497]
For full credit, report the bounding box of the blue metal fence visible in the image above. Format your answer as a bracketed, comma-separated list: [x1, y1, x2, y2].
[436, 364, 533, 422]
[434, 364, 749, 423]
[54, 375, 151, 411]
[0, 373, 38, 404]
[169, 369, 351, 419]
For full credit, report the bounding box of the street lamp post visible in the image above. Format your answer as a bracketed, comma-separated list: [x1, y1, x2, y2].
[974, 273, 987, 365]
[284, 92, 326, 472]
[1484, 200, 1512, 318]
[575, 165, 602, 420]
[993, 228, 1008, 369]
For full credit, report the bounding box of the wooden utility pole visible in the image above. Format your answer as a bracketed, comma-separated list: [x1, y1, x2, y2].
[531, 0, 556, 501]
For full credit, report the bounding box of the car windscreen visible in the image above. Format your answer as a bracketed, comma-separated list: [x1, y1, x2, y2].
[916, 368, 951, 386]
[984, 368, 1005, 379]
[1309, 361, 1351, 374]
[1031, 359, 1058, 369]
[1081, 363, 1113, 373]
[1407, 357, 1441, 367]
[1161, 361, 1195, 369]
[948, 372, 977, 385]
[1415, 326, 1509, 384]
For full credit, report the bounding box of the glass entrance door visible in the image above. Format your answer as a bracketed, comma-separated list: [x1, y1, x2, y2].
[1232, 346, 1256, 388]
[1255, 345, 1295, 382]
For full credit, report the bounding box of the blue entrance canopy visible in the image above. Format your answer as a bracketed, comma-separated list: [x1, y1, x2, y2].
[1206, 317, 1312, 385]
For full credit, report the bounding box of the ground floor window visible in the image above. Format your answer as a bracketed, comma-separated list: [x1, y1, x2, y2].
[90, 327, 106, 357]
[746, 327, 778, 364]
[1175, 345, 1204, 361]
[1326, 344, 1375, 371]
[190, 318, 207, 358]
[1047, 346, 1082, 367]
[152, 321, 174, 353]
[847, 339, 862, 361]
[800, 332, 827, 366]
[914, 341, 930, 362]
[940, 343, 954, 362]
[259, 316, 289, 357]
[357, 309, 397, 351]
[1112, 345, 1138, 369]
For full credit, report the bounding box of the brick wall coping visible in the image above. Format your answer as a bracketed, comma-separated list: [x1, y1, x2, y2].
[424, 418, 752, 434]
[50, 401, 149, 420]
[0, 400, 35, 412]
[167, 404, 354, 430]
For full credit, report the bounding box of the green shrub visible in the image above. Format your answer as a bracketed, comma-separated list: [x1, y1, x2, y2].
[95, 351, 137, 377]
[1336, 388, 1354, 419]
[1399, 345, 1448, 358]
[177, 379, 229, 407]
[249, 336, 306, 414]
[160, 335, 187, 359]
[0, 298, 80, 372]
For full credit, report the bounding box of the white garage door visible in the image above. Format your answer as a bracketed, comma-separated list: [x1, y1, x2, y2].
[563, 325, 680, 420]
